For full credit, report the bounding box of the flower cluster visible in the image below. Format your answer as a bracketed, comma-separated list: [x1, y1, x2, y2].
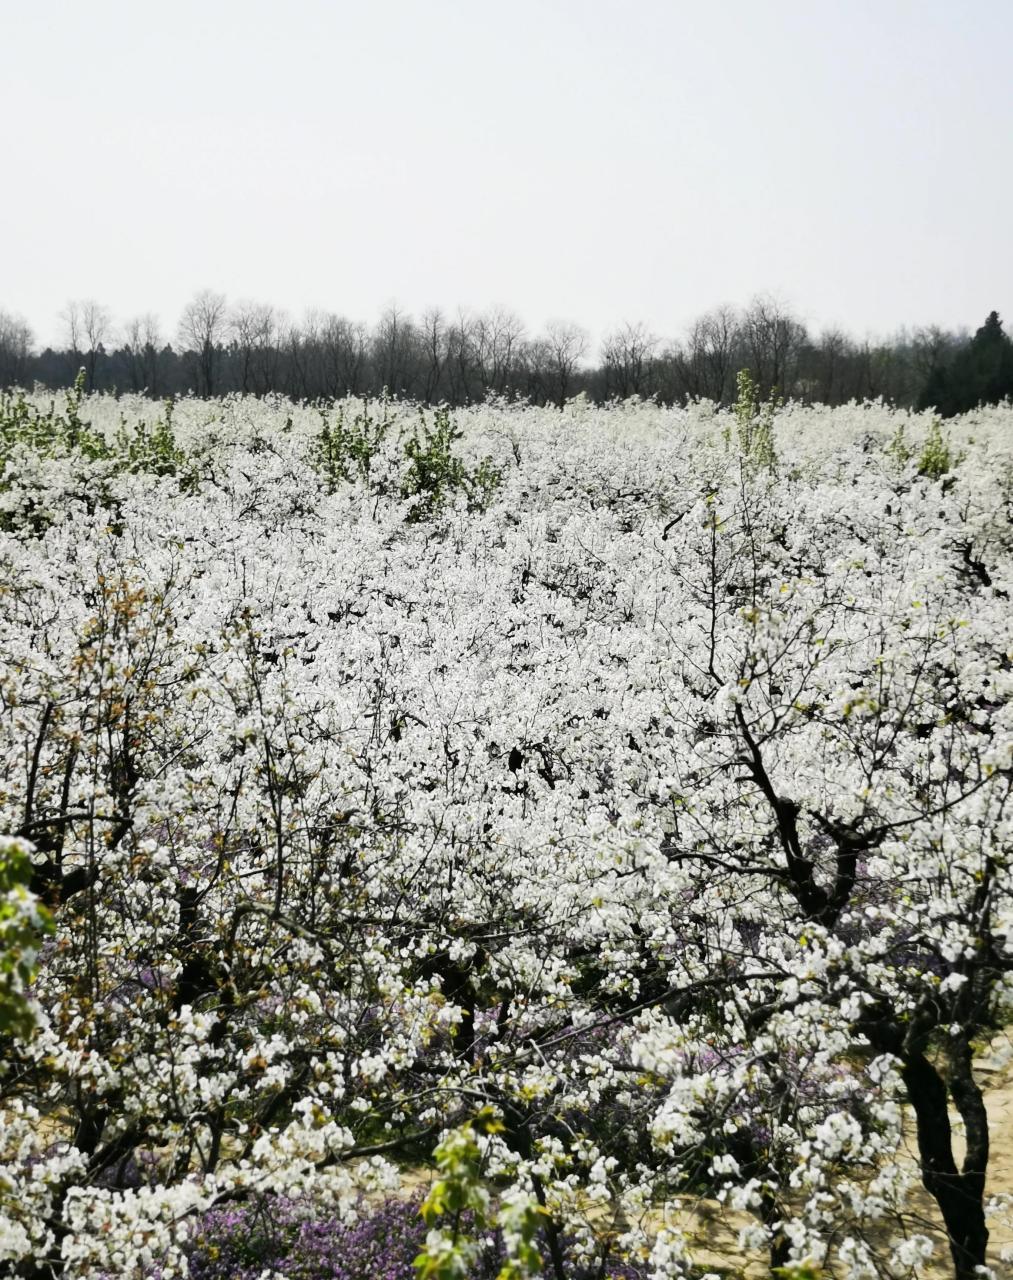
[0, 390, 1011, 1278]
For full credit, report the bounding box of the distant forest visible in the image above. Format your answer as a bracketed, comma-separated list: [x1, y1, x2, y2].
[2, 293, 1012, 414]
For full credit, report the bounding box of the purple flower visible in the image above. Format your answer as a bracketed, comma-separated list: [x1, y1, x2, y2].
[170, 1192, 641, 1279]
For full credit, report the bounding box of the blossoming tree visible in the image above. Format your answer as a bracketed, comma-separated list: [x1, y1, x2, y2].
[0, 387, 1010, 1278]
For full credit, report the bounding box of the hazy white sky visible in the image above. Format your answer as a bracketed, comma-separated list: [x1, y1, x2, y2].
[3, 0, 1011, 349]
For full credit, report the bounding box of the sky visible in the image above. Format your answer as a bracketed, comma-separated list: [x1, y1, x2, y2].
[2, 0, 1011, 351]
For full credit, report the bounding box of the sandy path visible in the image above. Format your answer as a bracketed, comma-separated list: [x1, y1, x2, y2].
[974, 1033, 1013, 1268]
[639, 1032, 1013, 1278]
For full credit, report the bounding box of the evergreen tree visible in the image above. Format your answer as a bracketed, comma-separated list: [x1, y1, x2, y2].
[968, 310, 1013, 404]
[920, 310, 1013, 415]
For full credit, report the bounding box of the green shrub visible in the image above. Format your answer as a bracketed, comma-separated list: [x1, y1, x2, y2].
[726, 369, 778, 473]
[312, 395, 393, 492]
[885, 422, 913, 467]
[402, 407, 502, 521]
[0, 376, 190, 481]
[0, 838, 53, 1040]
[917, 417, 955, 480]
[113, 398, 189, 477]
[0, 370, 111, 468]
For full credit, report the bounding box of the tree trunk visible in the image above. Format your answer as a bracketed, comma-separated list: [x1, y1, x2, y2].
[901, 1051, 989, 1279]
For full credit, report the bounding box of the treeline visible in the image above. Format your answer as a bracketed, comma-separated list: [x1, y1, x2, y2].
[1, 292, 1012, 412]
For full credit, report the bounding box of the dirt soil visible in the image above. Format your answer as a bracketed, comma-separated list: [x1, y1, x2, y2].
[395, 1036, 1013, 1276]
[657, 1031, 1013, 1278]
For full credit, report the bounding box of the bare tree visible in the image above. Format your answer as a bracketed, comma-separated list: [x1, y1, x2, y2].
[60, 300, 83, 364]
[474, 307, 526, 394]
[809, 327, 851, 404]
[0, 310, 34, 387]
[513, 336, 550, 403]
[61, 299, 113, 389]
[601, 321, 659, 398]
[230, 301, 284, 395]
[313, 313, 368, 396]
[741, 294, 807, 398]
[419, 307, 448, 402]
[374, 303, 421, 394]
[177, 290, 228, 396]
[910, 324, 964, 385]
[542, 320, 588, 407]
[122, 314, 162, 395]
[446, 309, 478, 403]
[683, 304, 741, 402]
[19, 291, 981, 411]
[853, 338, 910, 403]
[288, 309, 345, 399]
